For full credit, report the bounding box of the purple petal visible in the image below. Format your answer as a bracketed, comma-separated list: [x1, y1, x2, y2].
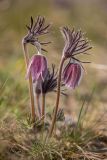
[26, 54, 48, 82]
[62, 62, 83, 89]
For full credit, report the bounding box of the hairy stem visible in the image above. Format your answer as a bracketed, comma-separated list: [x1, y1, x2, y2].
[48, 57, 65, 137]
[36, 93, 41, 119]
[22, 41, 36, 122]
[42, 93, 46, 120]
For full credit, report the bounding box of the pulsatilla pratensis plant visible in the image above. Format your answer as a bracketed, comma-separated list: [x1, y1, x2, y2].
[22, 16, 51, 122]
[22, 16, 92, 138]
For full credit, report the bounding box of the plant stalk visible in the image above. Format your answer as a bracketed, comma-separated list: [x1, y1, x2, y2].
[22, 41, 36, 122]
[36, 93, 41, 119]
[42, 93, 46, 120]
[48, 56, 65, 137]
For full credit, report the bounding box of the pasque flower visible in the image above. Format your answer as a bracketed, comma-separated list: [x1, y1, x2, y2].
[61, 26, 91, 89]
[62, 62, 83, 89]
[34, 65, 58, 120]
[26, 54, 47, 83]
[48, 27, 92, 137]
[22, 16, 51, 122]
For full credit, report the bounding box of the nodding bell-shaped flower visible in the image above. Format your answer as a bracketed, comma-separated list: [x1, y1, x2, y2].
[62, 62, 83, 89]
[26, 54, 47, 83]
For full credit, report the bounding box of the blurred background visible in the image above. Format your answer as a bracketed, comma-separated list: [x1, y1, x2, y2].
[0, 0, 107, 120]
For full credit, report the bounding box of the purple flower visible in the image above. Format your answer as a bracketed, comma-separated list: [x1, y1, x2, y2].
[61, 26, 92, 90]
[26, 54, 47, 83]
[62, 62, 83, 89]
